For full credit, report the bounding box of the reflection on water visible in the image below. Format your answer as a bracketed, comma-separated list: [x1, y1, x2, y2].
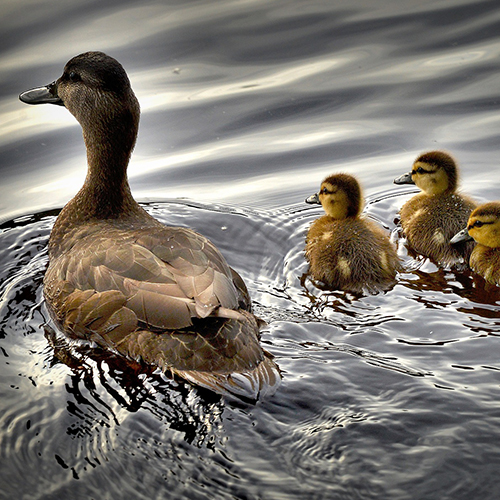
[2, 0, 500, 498]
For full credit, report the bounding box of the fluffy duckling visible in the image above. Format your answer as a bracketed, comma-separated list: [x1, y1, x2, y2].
[394, 150, 477, 266]
[451, 202, 500, 285]
[19, 52, 279, 399]
[305, 173, 400, 293]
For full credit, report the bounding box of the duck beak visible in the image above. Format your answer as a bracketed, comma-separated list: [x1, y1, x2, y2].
[450, 227, 473, 244]
[19, 81, 64, 106]
[305, 193, 320, 205]
[393, 172, 414, 185]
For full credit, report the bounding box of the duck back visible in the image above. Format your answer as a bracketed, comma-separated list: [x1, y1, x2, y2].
[43, 216, 279, 399]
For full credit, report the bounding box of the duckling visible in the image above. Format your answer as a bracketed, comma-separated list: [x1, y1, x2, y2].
[19, 52, 279, 399]
[394, 150, 477, 266]
[305, 173, 400, 293]
[451, 202, 500, 285]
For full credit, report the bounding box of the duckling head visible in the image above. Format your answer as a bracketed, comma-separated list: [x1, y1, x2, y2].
[394, 150, 458, 195]
[306, 173, 362, 219]
[451, 202, 500, 248]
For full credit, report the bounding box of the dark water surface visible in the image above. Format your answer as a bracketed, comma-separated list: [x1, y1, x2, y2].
[2, 1, 500, 499]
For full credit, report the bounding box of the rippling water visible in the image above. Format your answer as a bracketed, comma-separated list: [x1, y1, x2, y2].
[2, 1, 500, 499]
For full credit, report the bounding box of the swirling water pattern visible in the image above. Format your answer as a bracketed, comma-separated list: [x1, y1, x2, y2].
[2, 1, 500, 499]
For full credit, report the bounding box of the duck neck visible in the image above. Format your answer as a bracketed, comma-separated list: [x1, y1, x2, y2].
[75, 104, 141, 220]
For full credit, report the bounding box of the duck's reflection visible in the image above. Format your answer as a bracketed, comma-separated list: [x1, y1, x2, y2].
[45, 325, 233, 447]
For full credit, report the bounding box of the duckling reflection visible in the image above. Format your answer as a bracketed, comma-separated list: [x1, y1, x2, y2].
[19, 51, 279, 400]
[305, 173, 400, 293]
[394, 150, 476, 266]
[451, 202, 500, 286]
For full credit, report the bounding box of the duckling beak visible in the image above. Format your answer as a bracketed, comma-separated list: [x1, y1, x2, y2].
[19, 81, 64, 106]
[305, 193, 321, 205]
[450, 228, 473, 244]
[393, 172, 414, 185]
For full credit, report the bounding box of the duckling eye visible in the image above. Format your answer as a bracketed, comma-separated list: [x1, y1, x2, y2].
[68, 71, 81, 82]
[413, 167, 427, 175]
[473, 220, 484, 228]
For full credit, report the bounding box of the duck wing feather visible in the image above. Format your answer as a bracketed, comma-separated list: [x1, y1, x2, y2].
[46, 224, 247, 331]
[43, 224, 281, 399]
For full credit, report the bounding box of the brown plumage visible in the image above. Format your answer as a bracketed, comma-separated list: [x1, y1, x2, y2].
[305, 173, 400, 293]
[394, 150, 477, 266]
[19, 51, 279, 399]
[451, 202, 500, 285]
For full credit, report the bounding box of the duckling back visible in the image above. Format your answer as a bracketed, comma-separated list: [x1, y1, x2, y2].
[399, 192, 476, 265]
[470, 246, 500, 285]
[306, 216, 399, 293]
[305, 173, 400, 293]
[452, 202, 500, 286]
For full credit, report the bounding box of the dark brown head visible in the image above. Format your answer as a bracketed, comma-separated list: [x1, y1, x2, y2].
[306, 173, 362, 219]
[19, 52, 140, 149]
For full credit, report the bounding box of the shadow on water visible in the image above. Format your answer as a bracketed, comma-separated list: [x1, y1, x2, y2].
[44, 323, 228, 440]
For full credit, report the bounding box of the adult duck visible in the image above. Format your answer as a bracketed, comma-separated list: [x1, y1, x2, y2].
[305, 173, 400, 293]
[19, 51, 279, 399]
[394, 150, 477, 266]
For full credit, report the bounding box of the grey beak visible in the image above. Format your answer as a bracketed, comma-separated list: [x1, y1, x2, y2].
[394, 172, 414, 185]
[450, 227, 473, 245]
[305, 193, 320, 205]
[19, 81, 64, 106]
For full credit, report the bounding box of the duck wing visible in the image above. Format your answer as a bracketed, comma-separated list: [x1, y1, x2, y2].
[46, 225, 247, 330]
[43, 224, 280, 399]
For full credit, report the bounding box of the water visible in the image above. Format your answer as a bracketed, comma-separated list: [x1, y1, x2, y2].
[2, 0, 500, 498]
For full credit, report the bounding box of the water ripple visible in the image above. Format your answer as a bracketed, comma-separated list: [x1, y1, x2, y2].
[3, 1, 500, 498]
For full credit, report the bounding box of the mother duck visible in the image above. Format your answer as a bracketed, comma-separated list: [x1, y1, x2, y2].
[19, 51, 279, 399]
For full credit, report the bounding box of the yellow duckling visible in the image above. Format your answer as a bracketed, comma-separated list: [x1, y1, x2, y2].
[305, 173, 400, 293]
[394, 150, 477, 266]
[451, 202, 500, 285]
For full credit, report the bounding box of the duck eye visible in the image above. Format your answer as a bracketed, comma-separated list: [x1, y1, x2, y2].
[413, 167, 427, 175]
[68, 71, 81, 82]
[473, 220, 484, 228]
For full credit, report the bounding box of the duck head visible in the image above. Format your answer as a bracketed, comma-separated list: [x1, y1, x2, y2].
[394, 150, 458, 195]
[306, 173, 362, 219]
[19, 52, 140, 158]
[451, 202, 500, 247]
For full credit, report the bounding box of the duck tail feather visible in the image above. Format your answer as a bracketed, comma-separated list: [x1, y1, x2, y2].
[172, 352, 280, 402]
